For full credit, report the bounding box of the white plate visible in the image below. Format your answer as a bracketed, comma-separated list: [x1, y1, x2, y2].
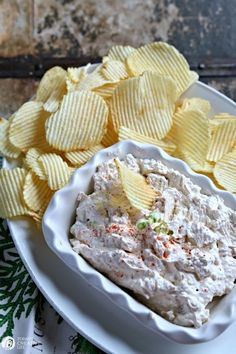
[5, 79, 236, 353]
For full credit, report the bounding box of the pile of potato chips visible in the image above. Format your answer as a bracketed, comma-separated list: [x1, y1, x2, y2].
[0, 42, 236, 227]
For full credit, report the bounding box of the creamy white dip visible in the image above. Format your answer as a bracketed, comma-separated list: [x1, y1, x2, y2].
[70, 154, 236, 327]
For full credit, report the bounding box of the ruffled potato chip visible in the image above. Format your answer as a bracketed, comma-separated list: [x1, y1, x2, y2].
[118, 126, 176, 154]
[175, 150, 214, 173]
[45, 91, 108, 151]
[207, 119, 236, 162]
[36, 66, 67, 113]
[178, 98, 211, 114]
[23, 171, 53, 212]
[65, 144, 104, 167]
[214, 113, 236, 121]
[38, 153, 72, 190]
[104, 45, 135, 62]
[100, 60, 129, 81]
[101, 116, 118, 147]
[36, 66, 66, 102]
[126, 42, 198, 96]
[9, 102, 50, 152]
[110, 71, 177, 140]
[169, 110, 210, 168]
[114, 159, 156, 211]
[76, 65, 108, 91]
[43, 85, 67, 113]
[24, 148, 47, 180]
[0, 168, 29, 218]
[0, 118, 21, 159]
[66, 65, 90, 92]
[93, 82, 118, 101]
[213, 150, 236, 192]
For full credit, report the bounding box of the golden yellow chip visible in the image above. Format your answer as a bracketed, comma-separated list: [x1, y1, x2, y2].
[25, 148, 47, 180]
[169, 110, 210, 167]
[101, 116, 118, 147]
[213, 150, 236, 192]
[28, 210, 44, 228]
[67, 66, 88, 83]
[76, 65, 108, 91]
[66, 65, 90, 92]
[178, 97, 211, 114]
[175, 150, 214, 173]
[23, 171, 53, 212]
[0, 118, 21, 159]
[110, 71, 177, 140]
[45, 91, 108, 151]
[36, 66, 67, 109]
[214, 113, 236, 121]
[0, 168, 29, 218]
[38, 153, 72, 190]
[100, 60, 129, 81]
[9, 101, 50, 152]
[118, 126, 176, 154]
[114, 159, 156, 210]
[65, 144, 104, 167]
[126, 42, 198, 96]
[104, 45, 135, 62]
[43, 85, 67, 113]
[207, 119, 236, 162]
[93, 82, 118, 100]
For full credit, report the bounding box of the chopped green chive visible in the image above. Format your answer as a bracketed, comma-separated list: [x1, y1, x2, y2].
[148, 212, 160, 223]
[136, 219, 149, 230]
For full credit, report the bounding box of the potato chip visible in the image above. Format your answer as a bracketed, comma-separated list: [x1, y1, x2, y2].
[28, 210, 44, 228]
[178, 98, 211, 114]
[100, 60, 129, 81]
[43, 85, 67, 113]
[126, 42, 198, 96]
[0, 118, 21, 159]
[213, 150, 236, 192]
[101, 116, 118, 147]
[36, 66, 66, 103]
[65, 144, 104, 167]
[175, 150, 214, 173]
[23, 171, 53, 212]
[76, 65, 108, 91]
[0, 168, 29, 218]
[214, 113, 236, 121]
[93, 82, 118, 100]
[110, 71, 177, 139]
[104, 45, 135, 62]
[9, 102, 50, 152]
[169, 110, 210, 167]
[207, 119, 236, 162]
[38, 153, 72, 190]
[118, 126, 176, 154]
[25, 148, 47, 180]
[67, 66, 89, 83]
[66, 65, 90, 92]
[114, 159, 156, 210]
[45, 91, 108, 151]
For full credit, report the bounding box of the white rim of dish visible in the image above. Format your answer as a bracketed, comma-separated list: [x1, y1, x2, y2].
[43, 139, 236, 344]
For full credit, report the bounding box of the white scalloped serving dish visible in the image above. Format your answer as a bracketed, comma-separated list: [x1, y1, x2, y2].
[42, 140, 236, 344]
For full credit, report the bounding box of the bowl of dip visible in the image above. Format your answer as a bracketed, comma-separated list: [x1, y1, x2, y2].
[42, 140, 236, 344]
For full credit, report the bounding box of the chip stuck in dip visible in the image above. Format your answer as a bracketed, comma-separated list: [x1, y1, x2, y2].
[70, 154, 236, 328]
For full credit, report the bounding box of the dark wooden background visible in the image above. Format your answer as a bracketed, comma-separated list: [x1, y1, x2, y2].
[0, 0, 235, 117]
